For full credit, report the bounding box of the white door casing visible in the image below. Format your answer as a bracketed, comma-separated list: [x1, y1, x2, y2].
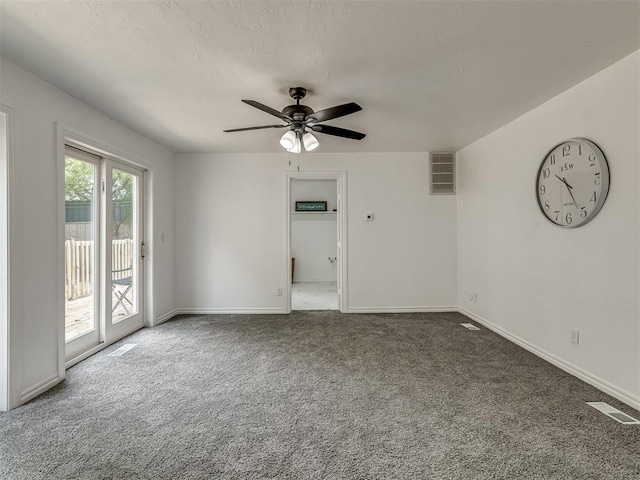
[285, 171, 347, 312]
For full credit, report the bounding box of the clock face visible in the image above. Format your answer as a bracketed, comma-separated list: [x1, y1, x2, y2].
[536, 138, 610, 228]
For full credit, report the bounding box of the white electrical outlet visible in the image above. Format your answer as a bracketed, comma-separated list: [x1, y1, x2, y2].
[571, 329, 580, 344]
[277, 288, 283, 296]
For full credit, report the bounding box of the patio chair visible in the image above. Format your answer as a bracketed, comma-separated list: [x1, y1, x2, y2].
[112, 266, 133, 315]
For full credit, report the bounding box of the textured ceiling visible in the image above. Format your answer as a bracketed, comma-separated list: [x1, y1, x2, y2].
[1, 1, 638, 153]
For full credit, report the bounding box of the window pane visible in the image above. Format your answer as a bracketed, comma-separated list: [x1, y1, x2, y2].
[65, 156, 96, 341]
[111, 168, 137, 321]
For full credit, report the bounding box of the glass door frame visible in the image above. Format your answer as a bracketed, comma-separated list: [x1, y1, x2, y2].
[64, 146, 102, 362]
[103, 159, 145, 341]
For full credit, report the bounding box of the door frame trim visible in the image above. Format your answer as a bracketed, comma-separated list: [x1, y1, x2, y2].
[0, 104, 20, 410]
[284, 171, 348, 312]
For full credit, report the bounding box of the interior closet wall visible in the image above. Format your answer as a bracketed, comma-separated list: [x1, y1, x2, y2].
[291, 179, 337, 283]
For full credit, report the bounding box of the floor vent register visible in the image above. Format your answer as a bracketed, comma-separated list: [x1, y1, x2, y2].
[587, 402, 640, 425]
[461, 323, 481, 331]
[108, 343, 138, 357]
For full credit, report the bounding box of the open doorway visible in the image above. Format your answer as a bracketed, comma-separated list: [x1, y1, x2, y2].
[286, 172, 347, 312]
[290, 179, 338, 310]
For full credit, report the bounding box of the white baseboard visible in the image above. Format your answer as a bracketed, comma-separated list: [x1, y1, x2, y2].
[20, 373, 61, 404]
[175, 306, 457, 315]
[156, 309, 178, 325]
[175, 307, 288, 315]
[294, 279, 337, 283]
[345, 306, 458, 314]
[459, 307, 640, 412]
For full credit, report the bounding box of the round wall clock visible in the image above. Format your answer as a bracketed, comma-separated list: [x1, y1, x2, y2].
[536, 138, 610, 228]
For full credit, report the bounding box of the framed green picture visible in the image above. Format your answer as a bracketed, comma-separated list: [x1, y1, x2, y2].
[295, 201, 327, 212]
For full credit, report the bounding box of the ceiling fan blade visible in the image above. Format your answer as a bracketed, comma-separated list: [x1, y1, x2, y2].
[242, 100, 292, 121]
[306, 102, 362, 123]
[223, 124, 288, 133]
[310, 124, 366, 140]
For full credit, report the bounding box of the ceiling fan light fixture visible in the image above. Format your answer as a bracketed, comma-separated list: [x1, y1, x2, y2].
[302, 132, 319, 151]
[288, 134, 302, 153]
[280, 130, 296, 150]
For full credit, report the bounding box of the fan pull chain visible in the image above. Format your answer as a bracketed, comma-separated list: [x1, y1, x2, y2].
[285, 146, 300, 171]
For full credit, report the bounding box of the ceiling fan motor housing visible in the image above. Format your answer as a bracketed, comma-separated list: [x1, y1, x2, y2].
[282, 104, 314, 122]
[284, 87, 315, 125]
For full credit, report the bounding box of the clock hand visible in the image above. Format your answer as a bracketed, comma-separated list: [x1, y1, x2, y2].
[566, 185, 580, 209]
[555, 175, 580, 208]
[561, 177, 581, 208]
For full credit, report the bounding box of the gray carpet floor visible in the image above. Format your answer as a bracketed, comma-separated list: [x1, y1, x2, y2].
[1, 311, 639, 479]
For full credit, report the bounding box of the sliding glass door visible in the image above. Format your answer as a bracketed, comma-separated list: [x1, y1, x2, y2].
[64, 146, 144, 362]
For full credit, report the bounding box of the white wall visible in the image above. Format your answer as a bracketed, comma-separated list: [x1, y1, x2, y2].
[291, 179, 337, 283]
[0, 58, 177, 409]
[457, 51, 639, 409]
[176, 153, 458, 313]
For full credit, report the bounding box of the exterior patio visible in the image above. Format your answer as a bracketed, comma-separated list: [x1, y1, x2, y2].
[65, 290, 133, 340]
[65, 237, 135, 340]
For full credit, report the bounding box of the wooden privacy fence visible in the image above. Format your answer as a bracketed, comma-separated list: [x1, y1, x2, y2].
[65, 239, 134, 300]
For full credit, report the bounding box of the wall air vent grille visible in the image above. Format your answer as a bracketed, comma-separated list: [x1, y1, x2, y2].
[429, 152, 456, 195]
